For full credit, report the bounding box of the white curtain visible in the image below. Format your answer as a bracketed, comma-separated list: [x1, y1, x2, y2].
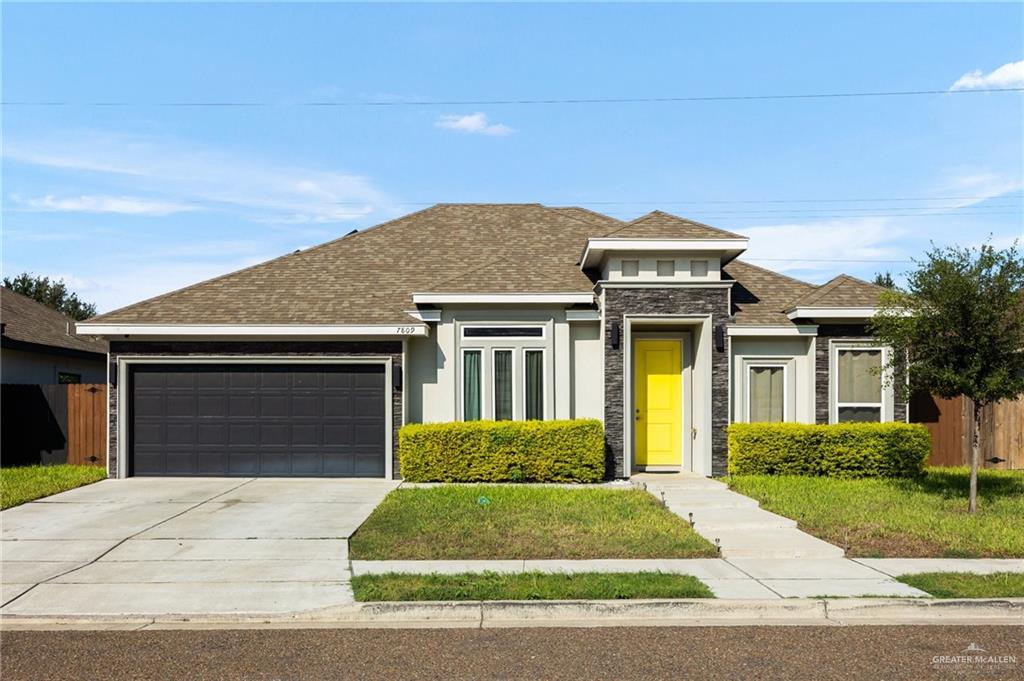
[749, 366, 784, 422]
[838, 350, 881, 403]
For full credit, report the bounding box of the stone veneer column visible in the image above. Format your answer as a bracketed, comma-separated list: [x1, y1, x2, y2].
[602, 287, 731, 478]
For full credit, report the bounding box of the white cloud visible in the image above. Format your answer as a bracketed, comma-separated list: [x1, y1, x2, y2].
[950, 60, 1024, 91]
[935, 171, 1023, 209]
[12, 194, 197, 216]
[435, 112, 514, 136]
[3, 131, 393, 225]
[740, 217, 906, 278]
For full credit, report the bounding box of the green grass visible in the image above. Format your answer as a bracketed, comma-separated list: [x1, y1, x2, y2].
[349, 485, 717, 559]
[351, 571, 715, 601]
[896, 572, 1024, 598]
[1, 464, 107, 510]
[728, 467, 1024, 558]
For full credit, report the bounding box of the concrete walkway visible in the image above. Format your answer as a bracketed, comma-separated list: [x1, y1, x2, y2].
[1, 478, 398, 617]
[632, 473, 844, 559]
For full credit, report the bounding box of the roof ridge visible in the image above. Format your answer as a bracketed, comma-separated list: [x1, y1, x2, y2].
[601, 210, 746, 239]
[86, 205, 440, 323]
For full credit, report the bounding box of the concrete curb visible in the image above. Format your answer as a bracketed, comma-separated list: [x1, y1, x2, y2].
[2, 598, 1022, 630]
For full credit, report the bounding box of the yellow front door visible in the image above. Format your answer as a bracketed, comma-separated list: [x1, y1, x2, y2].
[634, 339, 682, 467]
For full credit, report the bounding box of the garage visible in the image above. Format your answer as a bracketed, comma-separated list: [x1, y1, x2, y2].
[129, 363, 387, 477]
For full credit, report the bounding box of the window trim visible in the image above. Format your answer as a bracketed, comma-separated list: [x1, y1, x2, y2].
[523, 347, 546, 420]
[745, 362, 788, 423]
[461, 348, 483, 421]
[830, 342, 888, 424]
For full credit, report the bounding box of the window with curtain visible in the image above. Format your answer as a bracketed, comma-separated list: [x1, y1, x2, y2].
[463, 350, 482, 420]
[493, 350, 513, 421]
[524, 350, 544, 420]
[836, 349, 882, 422]
[748, 366, 784, 422]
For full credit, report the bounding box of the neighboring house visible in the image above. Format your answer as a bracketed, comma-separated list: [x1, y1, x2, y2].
[77, 205, 900, 480]
[1, 287, 107, 384]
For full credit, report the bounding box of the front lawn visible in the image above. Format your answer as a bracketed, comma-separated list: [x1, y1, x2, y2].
[728, 467, 1024, 557]
[0, 464, 106, 510]
[896, 572, 1024, 598]
[351, 571, 714, 601]
[349, 485, 717, 559]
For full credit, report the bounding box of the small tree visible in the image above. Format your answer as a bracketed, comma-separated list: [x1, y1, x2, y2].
[872, 271, 896, 289]
[2, 272, 98, 321]
[870, 242, 1024, 513]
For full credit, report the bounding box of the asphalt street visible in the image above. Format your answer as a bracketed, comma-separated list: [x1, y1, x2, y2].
[2, 625, 1022, 680]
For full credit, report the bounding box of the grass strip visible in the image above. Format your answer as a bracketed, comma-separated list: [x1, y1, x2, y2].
[895, 572, 1024, 598]
[352, 571, 715, 601]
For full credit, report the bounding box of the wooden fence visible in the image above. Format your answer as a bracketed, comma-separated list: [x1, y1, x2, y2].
[1, 383, 106, 467]
[910, 392, 1024, 469]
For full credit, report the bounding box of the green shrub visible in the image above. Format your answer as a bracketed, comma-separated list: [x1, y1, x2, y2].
[399, 419, 605, 483]
[727, 422, 931, 478]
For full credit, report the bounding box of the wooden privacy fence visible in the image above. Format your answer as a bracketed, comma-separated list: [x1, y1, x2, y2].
[1, 383, 106, 467]
[910, 392, 1024, 470]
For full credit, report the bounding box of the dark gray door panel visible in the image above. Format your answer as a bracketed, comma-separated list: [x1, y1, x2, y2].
[129, 364, 386, 477]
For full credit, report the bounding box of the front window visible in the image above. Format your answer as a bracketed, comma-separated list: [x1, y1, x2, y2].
[462, 350, 482, 420]
[748, 365, 785, 422]
[493, 350, 513, 421]
[836, 348, 882, 422]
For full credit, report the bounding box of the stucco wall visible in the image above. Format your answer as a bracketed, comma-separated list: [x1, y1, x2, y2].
[730, 336, 815, 424]
[570, 322, 604, 419]
[1, 347, 106, 384]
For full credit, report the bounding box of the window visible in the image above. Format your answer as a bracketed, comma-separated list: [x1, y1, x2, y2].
[621, 260, 639, 277]
[656, 260, 675, 277]
[748, 366, 785, 422]
[690, 260, 709, 277]
[836, 348, 882, 422]
[493, 350, 513, 421]
[463, 326, 543, 338]
[462, 350, 482, 420]
[524, 350, 544, 420]
[57, 372, 82, 384]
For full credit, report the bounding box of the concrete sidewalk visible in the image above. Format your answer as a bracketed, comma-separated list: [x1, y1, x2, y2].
[1, 478, 399, 617]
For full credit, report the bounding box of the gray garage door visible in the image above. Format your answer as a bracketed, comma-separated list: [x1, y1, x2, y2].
[129, 364, 387, 477]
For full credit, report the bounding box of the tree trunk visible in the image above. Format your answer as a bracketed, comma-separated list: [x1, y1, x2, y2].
[968, 399, 982, 514]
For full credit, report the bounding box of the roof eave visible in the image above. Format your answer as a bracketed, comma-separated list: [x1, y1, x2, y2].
[74, 323, 430, 338]
[579, 238, 749, 269]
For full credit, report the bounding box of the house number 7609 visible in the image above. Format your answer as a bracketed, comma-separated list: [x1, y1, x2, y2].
[396, 327, 417, 334]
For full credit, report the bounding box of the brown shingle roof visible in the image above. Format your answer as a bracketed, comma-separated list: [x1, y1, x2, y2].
[723, 261, 816, 325]
[87, 204, 873, 328]
[1, 288, 107, 354]
[786, 274, 885, 310]
[604, 211, 746, 239]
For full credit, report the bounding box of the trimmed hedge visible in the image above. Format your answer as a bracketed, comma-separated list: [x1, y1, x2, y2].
[399, 419, 605, 483]
[728, 422, 931, 478]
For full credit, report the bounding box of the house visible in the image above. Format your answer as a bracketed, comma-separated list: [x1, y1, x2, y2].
[1, 287, 107, 384]
[76, 204, 902, 479]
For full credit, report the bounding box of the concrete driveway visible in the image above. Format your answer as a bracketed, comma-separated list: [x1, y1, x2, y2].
[1, 477, 398, 617]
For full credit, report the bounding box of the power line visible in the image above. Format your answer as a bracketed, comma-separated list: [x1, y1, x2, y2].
[744, 257, 912, 263]
[326, 195, 1022, 207]
[3, 87, 1022, 107]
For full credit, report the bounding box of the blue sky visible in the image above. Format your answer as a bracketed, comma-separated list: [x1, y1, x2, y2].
[3, 2, 1022, 312]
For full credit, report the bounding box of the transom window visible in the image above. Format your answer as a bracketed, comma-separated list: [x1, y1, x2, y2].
[656, 260, 675, 277]
[748, 365, 785, 422]
[836, 348, 883, 422]
[690, 260, 709, 277]
[463, 326, 543, 339]
[621, 260, 640, 277]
